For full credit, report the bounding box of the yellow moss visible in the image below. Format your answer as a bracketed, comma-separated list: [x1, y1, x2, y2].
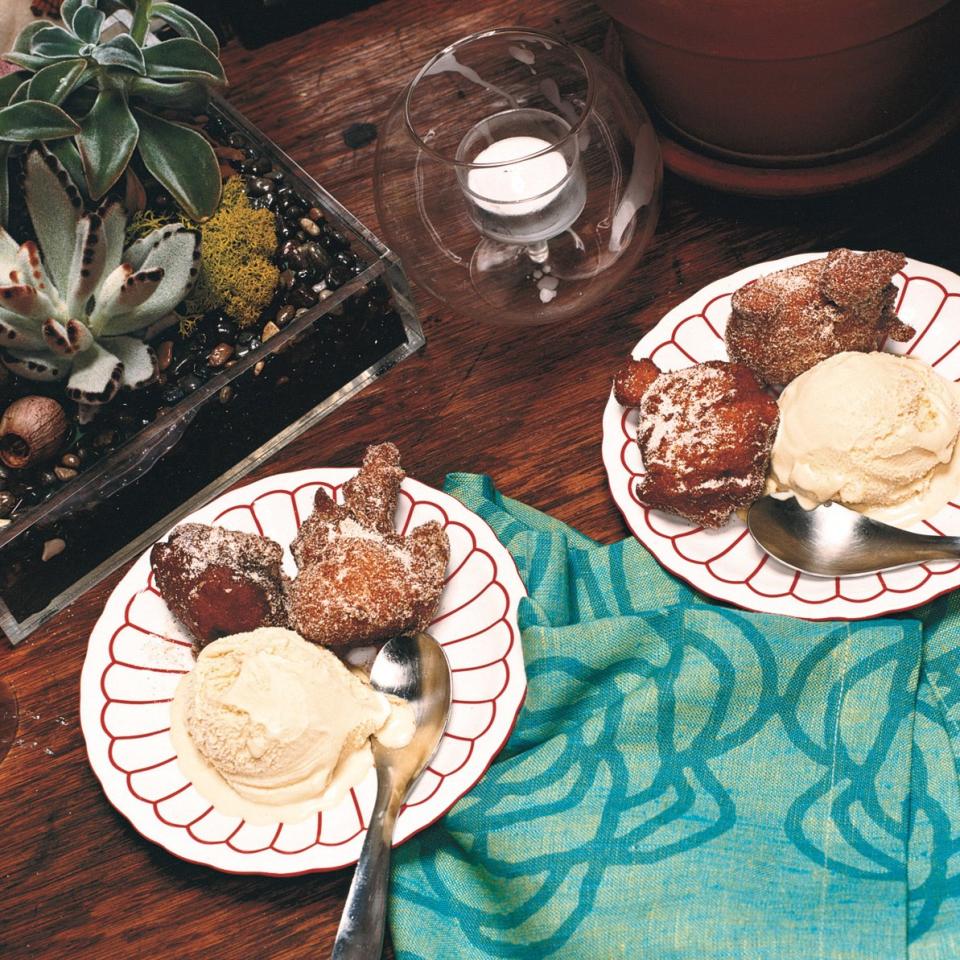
[185, 177, 279, 329]
[125, 208, 180, 244]
[178, 315, 199, 338]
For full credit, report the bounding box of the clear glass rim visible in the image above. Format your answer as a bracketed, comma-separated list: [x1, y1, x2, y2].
[402, 27, 596, 167]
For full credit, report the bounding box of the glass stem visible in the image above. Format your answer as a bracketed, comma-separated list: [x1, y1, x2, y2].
[526, 240, 549, 264]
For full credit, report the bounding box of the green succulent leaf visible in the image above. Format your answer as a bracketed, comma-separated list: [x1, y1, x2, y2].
[31, 27, 85, 61]
[129, 76, 208, 111]
[134, 109, 221, 221]
[3, 52, 52, 72]
[60, 0, 86, 26]
[13, 20, 52, 54]
[0, 145, 9, 227]
[72, 5, 106, 45]
[92, 34, 146, 75]
[0, 100, 80, 141]
[142, 38, 226, 86]
[27, 59, 92, 105]
[0, 72, 29, 108]
[152, 3, 220, 55]
[78, 89, 139, 199]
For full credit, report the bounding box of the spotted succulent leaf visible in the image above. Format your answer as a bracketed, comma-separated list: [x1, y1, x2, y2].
[97, 224, 199, 333]
[15, 241, 62, 312]
[0, 309, 48, 351]
[1, 345, 67, 381]
[41, 317, 76, 356]
[66, 212, 109, 317]
[77, 88, 139, 199]
[103, 335, 157, 389]
[25, 145, 84, 293]
[65, 339, 123, 404]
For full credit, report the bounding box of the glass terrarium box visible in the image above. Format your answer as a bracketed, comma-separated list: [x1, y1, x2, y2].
[0, 92, 423, 643]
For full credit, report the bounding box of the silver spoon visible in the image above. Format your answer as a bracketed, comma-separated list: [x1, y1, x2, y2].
[331, 632, 452, 960]
[747, 495, 960, 577]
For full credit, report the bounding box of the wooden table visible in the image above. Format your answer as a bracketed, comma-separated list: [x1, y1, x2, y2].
[2, 1, 958, 956]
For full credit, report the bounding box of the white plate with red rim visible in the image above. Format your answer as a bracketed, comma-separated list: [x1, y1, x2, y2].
[80, 468, 527, 875]
[602, 252, 960, 621]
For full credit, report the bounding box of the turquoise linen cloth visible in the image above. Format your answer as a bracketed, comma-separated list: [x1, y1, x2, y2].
[389, 475, 960, 959]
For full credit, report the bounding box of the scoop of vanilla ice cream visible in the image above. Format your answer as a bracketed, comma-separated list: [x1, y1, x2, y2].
[182, 627, 392, 806]
[770, 351, 960, 520]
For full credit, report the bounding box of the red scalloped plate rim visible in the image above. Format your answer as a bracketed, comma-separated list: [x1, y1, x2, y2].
[80, 468, 528, 875]
[602, 252, 960, 621]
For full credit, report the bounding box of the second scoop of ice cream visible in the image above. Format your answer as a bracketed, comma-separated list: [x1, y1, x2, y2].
[770, 351, 960, 525]
[171, 627, 415, 822]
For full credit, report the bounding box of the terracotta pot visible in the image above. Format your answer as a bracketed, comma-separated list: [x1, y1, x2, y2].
[597, 0, 960, 191]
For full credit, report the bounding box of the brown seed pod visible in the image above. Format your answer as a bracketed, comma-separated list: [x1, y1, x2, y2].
[0, 396, 68, 469]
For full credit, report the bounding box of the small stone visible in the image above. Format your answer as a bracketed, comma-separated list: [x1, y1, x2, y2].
[299, 217, 321, 236]
[218, 386, 234, 404]
[227, 131, 247, 148]
[307, 207, 322, 222]
[274, 303, 297, 328]
[261, 321, 280, 342]
[0, 490, 15, 518]
[93, 430, 116, 449]
[38, 470, 57, 488]
[160, 384, 185, 405]
[342, 122, 377, 149]
[207, 343, 234, 367]
[279, 269, 296, 290]
[61, 452, 81, 469]
[157, 340, 174, 371]
[253, 360, 266, 377]
[41, 538, 66, 561]
[178, 373, 203, 394]
[275, 375, 290, 388]
[54, 466, 77, 482]
[249, 177, 273, 196]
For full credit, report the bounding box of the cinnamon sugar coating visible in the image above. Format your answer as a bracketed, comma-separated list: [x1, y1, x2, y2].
[613, 358, 660, 407]
[151, 523, 289, 653]
[636, 361, 779, 528]
[725, 249, 912, 386]
[289, 443, 449, 647]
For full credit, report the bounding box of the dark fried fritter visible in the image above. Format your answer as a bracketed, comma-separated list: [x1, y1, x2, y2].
[289, 443, 449, 647]
[725, 249, 911, 386]
[613, 358, 660, 407]
[637, 361, 778, 528]
[151, 523, 289, 653]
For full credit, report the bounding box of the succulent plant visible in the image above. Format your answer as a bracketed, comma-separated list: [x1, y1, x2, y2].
[0, 145, 199, 419]
[0, 0, 225, 225]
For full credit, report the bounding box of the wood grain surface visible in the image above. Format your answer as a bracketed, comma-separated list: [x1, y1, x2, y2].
[2, 1, 959, 957]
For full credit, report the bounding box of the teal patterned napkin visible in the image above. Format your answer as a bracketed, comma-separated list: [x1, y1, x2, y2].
[389, 474, 960, 959]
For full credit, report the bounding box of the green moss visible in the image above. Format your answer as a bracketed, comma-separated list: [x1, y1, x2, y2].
[185, 178, 279, 329]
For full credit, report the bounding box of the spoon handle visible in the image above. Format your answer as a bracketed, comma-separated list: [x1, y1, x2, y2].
[331, 767, 399, 960]
[906, 535, 960, 561]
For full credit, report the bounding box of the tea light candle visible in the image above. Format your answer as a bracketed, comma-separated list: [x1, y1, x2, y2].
[466, 136, 568, 214]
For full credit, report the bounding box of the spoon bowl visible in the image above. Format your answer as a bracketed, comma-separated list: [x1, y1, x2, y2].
[747, 495, 960, 577]
[331, 632, 452, 960]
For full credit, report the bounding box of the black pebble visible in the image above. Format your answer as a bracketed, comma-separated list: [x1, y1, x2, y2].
[342, 122, 377, 149]
[161, 384, 185, 405]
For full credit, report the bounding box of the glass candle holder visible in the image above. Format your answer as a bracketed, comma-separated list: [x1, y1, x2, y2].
[374, 27, 662, 325]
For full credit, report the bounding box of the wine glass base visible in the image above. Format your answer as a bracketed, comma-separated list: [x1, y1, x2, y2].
[0, 678, 18, 763]
[468, 230, 600, 321]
